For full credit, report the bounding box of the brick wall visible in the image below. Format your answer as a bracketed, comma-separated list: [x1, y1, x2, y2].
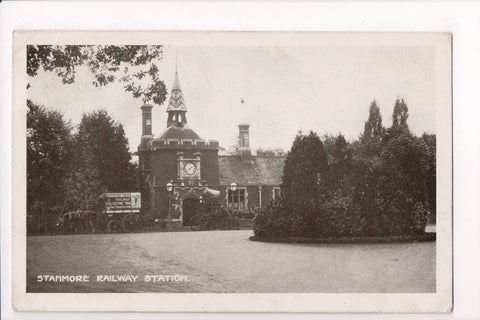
[139, 144, 219, 219]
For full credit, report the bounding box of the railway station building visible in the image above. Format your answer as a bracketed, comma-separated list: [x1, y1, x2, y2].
[138, 70, 285, 226]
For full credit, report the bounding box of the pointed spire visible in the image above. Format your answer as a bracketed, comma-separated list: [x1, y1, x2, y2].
[172, 51, 180, 89]
[172, 69, 181, 91]
[166, 66, 188, 127]
[167, 68, 186, 112]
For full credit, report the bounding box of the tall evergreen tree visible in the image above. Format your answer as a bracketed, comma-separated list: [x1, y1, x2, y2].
[391, 98, 409, 133]
[360, 100, 384, 156]
[362, 100, 383, 141]
[281, 131, 329, 236]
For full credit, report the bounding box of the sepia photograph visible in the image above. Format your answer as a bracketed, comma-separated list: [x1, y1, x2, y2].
[11, 31, 452, 312]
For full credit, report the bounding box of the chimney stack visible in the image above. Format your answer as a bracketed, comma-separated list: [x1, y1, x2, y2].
[141, 104, 153, 137]
[238, 123, 251, 158]
[140, 104, 154, 149]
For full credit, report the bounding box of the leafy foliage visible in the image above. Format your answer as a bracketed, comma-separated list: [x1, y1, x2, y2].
[361, 100, 384, 154]
[363, 100, 384, 141]
[253, 200, 293, 238]
[322, 134, 353, 193]
[27, 45, 167, 105]
[281, 131, 328, 237]
[63, 110, 137, 210]
[27, 100, 72, 215]
[254, 98, 436, 240]
[391, 98, 410, 134]
[27, 104, 138, 216]
[421, 133, 436, 221]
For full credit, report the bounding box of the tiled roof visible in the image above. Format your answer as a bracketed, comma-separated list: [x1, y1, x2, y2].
[166, 89, 187, 112]
[158, 126, 201, 140]
[166, 71, 187, 112]
[218, 156, 285, 186]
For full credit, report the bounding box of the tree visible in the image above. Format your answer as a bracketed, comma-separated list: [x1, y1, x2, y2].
[323, 134, 352, 192]
[64, 110, 137, 210]
[391, 98, 409, 134]
[281, 131, 329, 236]
[63, 167, 106, 211]
[27, 100, 72, 215]
[255, 98, 436, 240]
[350, 151, 383, 236]
[360, 100, 384, 155]
[362, 100, 384, 141]
[421, 133, 436, 220]
[27, 45, 167, 105]
[378, 133, 432, 234]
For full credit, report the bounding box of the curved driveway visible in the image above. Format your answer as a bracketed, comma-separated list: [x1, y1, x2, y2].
[27, 230, 435, 293]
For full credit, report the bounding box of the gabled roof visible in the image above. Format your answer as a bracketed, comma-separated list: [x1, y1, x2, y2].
[218, 156, 285, 186]
[158, 126, 201, 140]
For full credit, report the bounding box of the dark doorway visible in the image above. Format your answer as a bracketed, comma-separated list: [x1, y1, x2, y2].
[182, 197, 199, 226]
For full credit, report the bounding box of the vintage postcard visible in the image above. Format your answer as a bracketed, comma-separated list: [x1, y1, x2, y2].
[12, 31, 452, 312]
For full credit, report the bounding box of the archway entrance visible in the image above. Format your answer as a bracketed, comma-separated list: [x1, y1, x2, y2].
[182, 197, 199, 226]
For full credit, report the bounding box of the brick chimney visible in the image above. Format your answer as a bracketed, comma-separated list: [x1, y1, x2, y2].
[141, 104, 153, 137]
[238, 123, 251, 158]
[140, 104, 153, 149]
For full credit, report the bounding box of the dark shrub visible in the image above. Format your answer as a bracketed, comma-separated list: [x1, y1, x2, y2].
[253, 200, 293, 239]
[316, 194, 365, 237]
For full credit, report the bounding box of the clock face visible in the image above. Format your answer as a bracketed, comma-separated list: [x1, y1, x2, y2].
[184, 162, 197, 176]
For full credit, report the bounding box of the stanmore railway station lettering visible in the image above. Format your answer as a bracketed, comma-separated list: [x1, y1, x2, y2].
[37, 275, 90, 282]
[36, 274, 189, 283]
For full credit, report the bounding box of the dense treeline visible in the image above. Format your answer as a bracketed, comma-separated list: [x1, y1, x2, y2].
[27, 45, 165, 217]
[253, 99, 436, 240]
[27, 100, 138, 216]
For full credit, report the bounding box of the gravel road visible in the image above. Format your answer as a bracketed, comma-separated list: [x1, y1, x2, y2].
[27, 230, 435, 293]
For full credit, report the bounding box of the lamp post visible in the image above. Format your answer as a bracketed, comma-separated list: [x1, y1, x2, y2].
[166, 182, 173, 230]
[229, 182, 237, 209]
[258, 185, 262, 207]
[229, 182, 237, 218]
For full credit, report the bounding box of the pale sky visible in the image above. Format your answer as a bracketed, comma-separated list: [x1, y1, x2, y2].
[27, 45, 436, 157]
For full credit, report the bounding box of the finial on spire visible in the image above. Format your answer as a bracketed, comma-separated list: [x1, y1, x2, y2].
[175, 50, 178, 73]
[172, 67, 181, 91]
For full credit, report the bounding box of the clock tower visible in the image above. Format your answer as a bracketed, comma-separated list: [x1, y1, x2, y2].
[138, 68, 219, 227]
